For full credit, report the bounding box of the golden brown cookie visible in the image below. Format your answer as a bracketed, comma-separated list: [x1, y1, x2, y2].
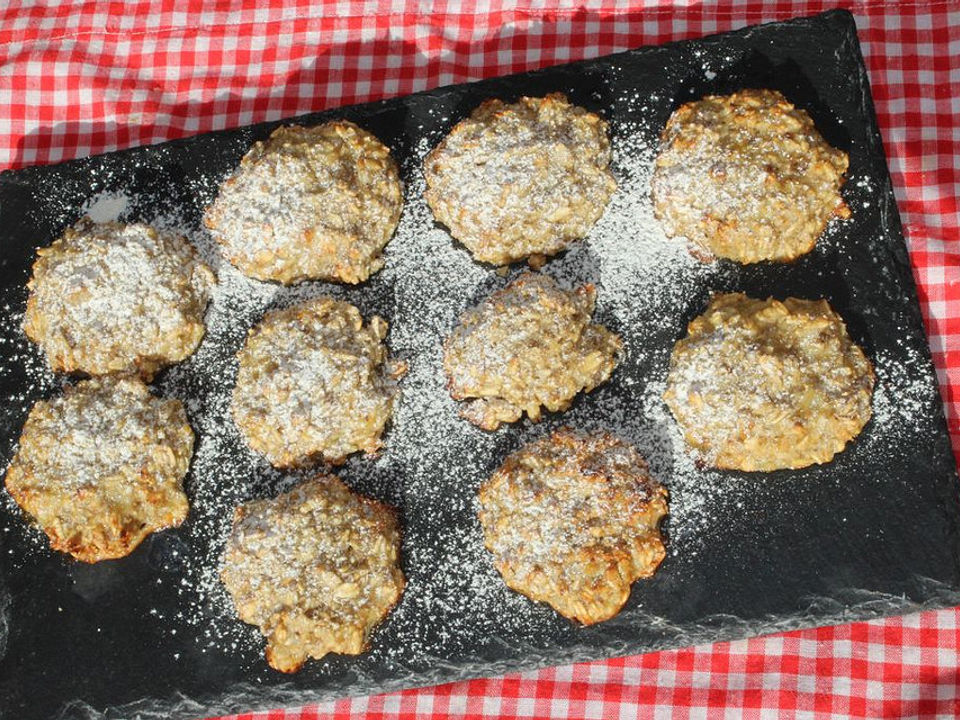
[651, 89, 850, 263]
[663, 293, 874, 471]
[220, 475, 405, 673]
[4, 377, 193, 562]
[477, 428, 668, 624]
[23, 218, 214, 378]
[231, 297, 406, 467]
[443, 273, 621, 430]
[424, 93, 616, 266]
[204, 121, 403, 284]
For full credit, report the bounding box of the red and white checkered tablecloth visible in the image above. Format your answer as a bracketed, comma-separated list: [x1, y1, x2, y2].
[2, 1, 959, 718]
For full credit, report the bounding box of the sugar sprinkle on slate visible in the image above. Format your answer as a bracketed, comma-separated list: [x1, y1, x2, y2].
[0, 95, 947, 670]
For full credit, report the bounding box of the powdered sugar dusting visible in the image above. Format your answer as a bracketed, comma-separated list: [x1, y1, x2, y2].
[422, 94, 617, 265]
[868, 342, 942, 456]
[82, 191, 129, 223]
[203, 123, 404, 284]
[23, 218, 214, 378]
[142, 114, 739, 663]
[0, 89, 950, 674]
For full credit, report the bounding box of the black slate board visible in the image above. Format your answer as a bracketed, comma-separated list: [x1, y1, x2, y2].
[0, 10, 958, 720]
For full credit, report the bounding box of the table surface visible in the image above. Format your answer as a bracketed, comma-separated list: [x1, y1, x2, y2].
[1, 1, 958, 718]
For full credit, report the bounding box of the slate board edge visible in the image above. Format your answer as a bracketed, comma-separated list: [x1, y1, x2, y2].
[47, 580, 960, 720]
[832, 9, 960, 574]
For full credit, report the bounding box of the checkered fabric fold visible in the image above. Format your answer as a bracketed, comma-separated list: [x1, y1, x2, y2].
[1, 1, 958, 718]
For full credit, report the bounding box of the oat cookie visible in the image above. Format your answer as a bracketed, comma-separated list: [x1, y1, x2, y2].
[664, 293, 874, 471]
[23, 218, 214, 378]
[220, 475, 405, 673]
[424, 93, 617, 266]
[443, 273, 621, 430]
[232, 298, 406, 467]
[651, 89, 850, 263]
[4, 377, 193, 562]
[204, 121, 403, 284]
[477, 428, 668, 624]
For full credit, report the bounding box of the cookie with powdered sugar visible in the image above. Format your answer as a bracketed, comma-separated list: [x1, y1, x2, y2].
[24, 218, 214, 378]
[651, 89, 850, 263]
[477, 427, 668, 625]
[663, 293, 874, 471]
[4, 377, 193, 562]
[220, 475, 405, 673]
[443, 273, 621, 430]
[231, 297, 406, 468]
[204, 121, 403, 285]
[424, 93, 616, 266]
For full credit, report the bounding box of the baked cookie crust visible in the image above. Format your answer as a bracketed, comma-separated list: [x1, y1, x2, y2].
[443, 273, 622, 430]
[4, 377, 193, 562]
[220, 475, 405, 673]
[231, 297, 406, 467]
[663, 293, 874, 471]
[477, 428, 668, 625]
[204, 121, 403, 284]
[424, 93, 617, 266]
[651, 89, 850, 263]
[23, 218, 214, 378]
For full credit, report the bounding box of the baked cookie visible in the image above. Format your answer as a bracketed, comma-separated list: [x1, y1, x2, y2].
[477, 428, 668, 624]
[204, 121, 403, 284]
[443, 273, 621, 430]
[4, 377, 193, 562]
[232, 297, 406, 467]
[220, 475, 405, 673]
[424, 93, 617, 266]
[663, 293, 874, 471]
[23, 218, 214, 378]
[651, 89, 850, 263]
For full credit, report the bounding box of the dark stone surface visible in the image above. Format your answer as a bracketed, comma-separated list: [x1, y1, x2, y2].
[0, 10, 957, 720]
